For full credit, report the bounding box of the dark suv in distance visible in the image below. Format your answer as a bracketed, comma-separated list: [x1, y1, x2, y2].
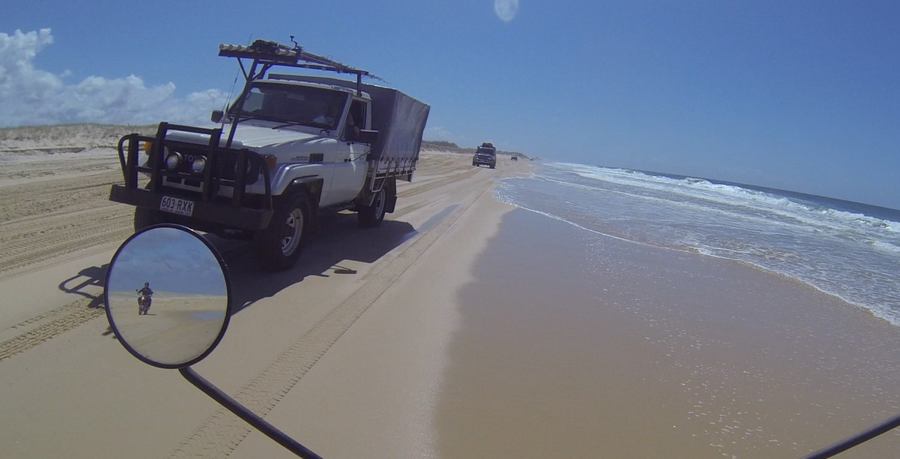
[472, 142, 497, 169]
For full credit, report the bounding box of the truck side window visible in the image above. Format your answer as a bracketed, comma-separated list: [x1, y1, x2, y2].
[346, 99, 366, 140]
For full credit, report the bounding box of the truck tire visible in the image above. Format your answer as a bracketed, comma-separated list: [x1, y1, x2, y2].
[255, 191, 310, 271]
[134, 207, 165, 232]
[358, 187, 387, 228]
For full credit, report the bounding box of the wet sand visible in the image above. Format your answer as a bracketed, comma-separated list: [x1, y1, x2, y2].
[434, 209, 900, 458]
[226, 186, 899, 458]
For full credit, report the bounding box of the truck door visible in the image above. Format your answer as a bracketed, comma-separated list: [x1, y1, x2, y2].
[331, 98, 370, 201]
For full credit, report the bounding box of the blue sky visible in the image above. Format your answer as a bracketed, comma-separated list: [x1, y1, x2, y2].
[2, 1, 899, 208]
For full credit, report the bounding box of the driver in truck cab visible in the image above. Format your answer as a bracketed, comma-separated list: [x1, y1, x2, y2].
[344, 101, 365, 140]
[312, 101, 342, 127]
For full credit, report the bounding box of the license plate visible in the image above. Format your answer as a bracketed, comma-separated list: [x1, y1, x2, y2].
[159, 196, 194, 217]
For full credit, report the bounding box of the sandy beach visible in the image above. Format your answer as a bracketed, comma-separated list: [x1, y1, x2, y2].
[1, 125, 898, 458]
[107, 293, 228, 366]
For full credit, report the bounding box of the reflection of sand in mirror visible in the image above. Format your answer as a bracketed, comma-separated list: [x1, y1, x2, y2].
[108, 292, 227, 365]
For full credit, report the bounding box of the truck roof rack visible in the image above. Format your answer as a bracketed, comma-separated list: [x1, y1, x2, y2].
[219, 39, 377, 95]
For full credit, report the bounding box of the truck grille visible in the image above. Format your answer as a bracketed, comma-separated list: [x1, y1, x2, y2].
[163, 143, 261, 186]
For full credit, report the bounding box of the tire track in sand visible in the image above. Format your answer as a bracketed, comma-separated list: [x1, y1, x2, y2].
[0, 298, 104, 362]
[0, 171, 122, 223]
[170, 177, 493, 458]
[0, 207, 132, 277]
[0, 170, 134, 278]
[398, 168, 478, 199]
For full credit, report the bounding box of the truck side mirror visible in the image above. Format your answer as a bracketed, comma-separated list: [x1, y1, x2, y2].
[104, 224, 322, 458]
[211, 110, 224, 123]
[105, 225, 231, 368]
[356, 129, 379, 144]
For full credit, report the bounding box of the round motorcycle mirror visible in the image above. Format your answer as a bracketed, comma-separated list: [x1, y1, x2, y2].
[104, 224, 232, 369]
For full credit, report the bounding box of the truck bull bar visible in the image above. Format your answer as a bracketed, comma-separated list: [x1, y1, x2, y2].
[110, 122, 274, 231]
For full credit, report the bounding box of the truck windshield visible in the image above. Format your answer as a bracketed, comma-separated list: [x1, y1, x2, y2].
[230, 83, 347, 130]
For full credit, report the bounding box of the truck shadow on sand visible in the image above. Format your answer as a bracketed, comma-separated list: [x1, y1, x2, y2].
[217, 212, 416, 314]
[58, 264, 108, 309]
[53, 212, 414, 329]
[56, 264, 118, 338]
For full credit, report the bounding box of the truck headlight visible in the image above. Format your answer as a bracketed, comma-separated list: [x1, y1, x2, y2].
[191, 157, 206, 174]
[165, 151, 182, 170]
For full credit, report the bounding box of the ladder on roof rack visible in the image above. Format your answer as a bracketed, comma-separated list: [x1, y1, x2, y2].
[218, 39, 378, 95]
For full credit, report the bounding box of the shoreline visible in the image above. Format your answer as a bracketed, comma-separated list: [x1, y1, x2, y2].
[228, 158, 523, 458]
[531, 198, 894, 326]
[498, 172, 900, 329]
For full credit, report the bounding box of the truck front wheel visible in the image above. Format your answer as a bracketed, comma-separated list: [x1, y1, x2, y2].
[358, 187, 387, 228]
[255, 191, 310, 271]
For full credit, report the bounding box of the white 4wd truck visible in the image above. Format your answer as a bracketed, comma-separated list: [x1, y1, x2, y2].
[110, 40, 430, 270]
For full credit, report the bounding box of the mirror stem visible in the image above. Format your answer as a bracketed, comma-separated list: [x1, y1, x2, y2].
[806, 413, 900, 459]
[179, 367, 322, 458]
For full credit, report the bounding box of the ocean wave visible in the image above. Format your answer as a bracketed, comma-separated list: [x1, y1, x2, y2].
[495, 182, 682, 252]
[872, 240, 900, 255]
[551, 163, 900, 239]
[532, 175, 821, 232]
[549, 167, 841, 236]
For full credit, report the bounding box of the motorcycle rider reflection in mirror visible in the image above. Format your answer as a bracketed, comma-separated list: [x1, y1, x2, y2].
[136, 282, 153, 315]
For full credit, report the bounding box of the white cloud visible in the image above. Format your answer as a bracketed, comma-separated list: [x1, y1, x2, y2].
[0, 28, 227, 127]
[493, 0, 520, 22]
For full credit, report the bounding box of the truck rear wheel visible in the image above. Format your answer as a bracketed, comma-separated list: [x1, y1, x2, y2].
[134, 207, 165, 232]
[358, 187, 387, 228]
[255, 191, 310, 271]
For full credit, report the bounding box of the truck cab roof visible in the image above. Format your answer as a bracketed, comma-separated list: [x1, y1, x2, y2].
[266, 75, 372, 101]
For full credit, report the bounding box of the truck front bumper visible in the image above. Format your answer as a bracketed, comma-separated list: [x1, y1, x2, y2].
[110, 185, 273, 231]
